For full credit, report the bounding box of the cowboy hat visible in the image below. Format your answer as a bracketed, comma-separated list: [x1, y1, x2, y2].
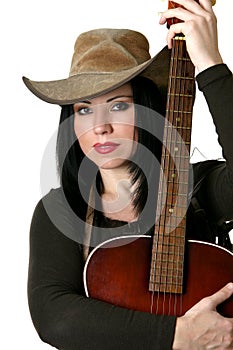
[22, 28, 171, 105]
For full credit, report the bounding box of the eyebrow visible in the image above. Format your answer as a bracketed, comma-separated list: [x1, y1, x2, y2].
[78, 95, 133, 104]
[106, 95, 133, 103]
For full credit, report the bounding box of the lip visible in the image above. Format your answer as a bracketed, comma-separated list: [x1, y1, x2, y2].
[93, 142, 120, 154]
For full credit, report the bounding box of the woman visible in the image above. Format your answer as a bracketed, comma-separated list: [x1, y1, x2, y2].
[25, 0, 233, 349]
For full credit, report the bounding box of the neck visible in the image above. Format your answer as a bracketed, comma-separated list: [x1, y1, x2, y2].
[99, 167, 138, 222]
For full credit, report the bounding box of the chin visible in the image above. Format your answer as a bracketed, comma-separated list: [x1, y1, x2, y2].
[98, 158, 131, 170]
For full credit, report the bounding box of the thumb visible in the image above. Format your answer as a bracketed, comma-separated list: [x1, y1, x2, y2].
[208, 283, 233, 309]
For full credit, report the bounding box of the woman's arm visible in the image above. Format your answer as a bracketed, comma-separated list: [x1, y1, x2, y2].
[196, 64, 233, 175]
[28, 192, 177, 349]
[195, 65, 233, 222]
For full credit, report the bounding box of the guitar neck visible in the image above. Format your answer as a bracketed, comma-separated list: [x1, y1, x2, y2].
[149, 36, 195, 294]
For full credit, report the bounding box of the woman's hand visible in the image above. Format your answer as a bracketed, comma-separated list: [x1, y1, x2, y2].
[159, 0, 223, 72]
[173, 283, 233, 349]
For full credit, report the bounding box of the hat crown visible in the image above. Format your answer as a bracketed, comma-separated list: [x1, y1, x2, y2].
[69, 28, 151, 76]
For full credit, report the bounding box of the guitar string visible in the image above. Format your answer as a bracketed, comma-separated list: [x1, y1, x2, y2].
[181, 42, 194, 316]
[175, 38, 194, 316]
[172, 37, 181, 316]
[166, 38, 177, 316]
[179, 38, 185, 316]
[174, 37, 188, 316]
[151, 45, 173, 315]
[160, 41, 175, 315]
[175, 37, 184, 316]
[183, 42, 194, 316]
[166, 2, 182, 316]
[159, 0, 178, 316]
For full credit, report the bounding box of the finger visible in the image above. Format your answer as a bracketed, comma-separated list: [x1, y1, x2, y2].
[166, 23, 185, 48]
[199, 0, 215, 11]
[170, 0, 213, 12]
[186, 283, 233, 315]
[208, 283, 233, 308]
[160, 7, 194, 22]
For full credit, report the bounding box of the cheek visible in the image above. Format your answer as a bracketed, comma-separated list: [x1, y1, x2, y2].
[121, 125, 137, 142]
[74, 120, 91, 155]
[74, 115, 93, 139]
[76, 133, 91, 156]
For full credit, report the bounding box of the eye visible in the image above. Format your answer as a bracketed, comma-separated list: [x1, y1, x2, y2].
[111, 102, 130, 112]
[76, 106, 93, 116]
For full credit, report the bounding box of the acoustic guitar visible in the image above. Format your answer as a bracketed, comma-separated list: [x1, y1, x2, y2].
[83, 0, 233, 318]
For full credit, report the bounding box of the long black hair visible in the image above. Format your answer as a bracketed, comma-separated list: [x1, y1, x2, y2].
[56, 76, 166, 219]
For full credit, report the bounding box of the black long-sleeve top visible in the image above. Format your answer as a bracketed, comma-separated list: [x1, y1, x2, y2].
[28, 64, 233, 349]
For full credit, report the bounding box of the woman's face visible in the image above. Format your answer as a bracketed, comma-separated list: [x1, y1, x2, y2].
[74, 83, 137, 170]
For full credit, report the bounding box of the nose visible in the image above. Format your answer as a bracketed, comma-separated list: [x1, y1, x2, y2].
[93, 105, 113, 135]
[94, 122, 113, 135]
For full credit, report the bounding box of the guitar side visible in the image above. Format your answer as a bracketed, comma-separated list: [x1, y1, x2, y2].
[83, 236, 233, 317]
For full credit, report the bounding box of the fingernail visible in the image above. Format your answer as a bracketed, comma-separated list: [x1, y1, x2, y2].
[227, 282, 233, 290]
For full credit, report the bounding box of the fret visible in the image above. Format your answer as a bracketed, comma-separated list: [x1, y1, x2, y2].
[153, 237, 186, 245]
[156, 193, 189, 204]
[153, 241, 185, 248]
[158, 191, 188, 196]
[158, 176, 189, 185]
[154, 222, 186, 231]
[154, 230, 186, 239]
[167, 180, 189, 185]
[166, 110, 192, 114]
[170, 76, 195, 80]
[162, 169, 190, 175]
[157, 198, 188, 207]
[152, 247, 185, 257]
[150, 263, 184, 274]
[150, 266, 184, 275]
[150, 277, 184, 286]
[154, 230, 186, 237]
[155, 224, 187, 232]
[151, 256, 185, 266]
[163, 156, 190, 164]
[153, 241, 185, 251]
[149, 282, 183, 294]
[165, 126, 192, 131]
[150, 281, 183, 288]
[157, 199, 188, 209]
[162, 167, 189, 175]
[150, 275, 184, 285]
[162, 140, 191, 145]
[154, 222, 186, 233]
[156, 219, 185, 230]
[168, 93, 193, 97]
[150, 280, 183, 288]
[151, 257, 185, 266]
[171, 57, 190, 62]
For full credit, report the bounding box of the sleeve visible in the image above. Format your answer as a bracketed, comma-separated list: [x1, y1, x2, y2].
[194, 65, 233, 222]
[28, 196, 176, 350]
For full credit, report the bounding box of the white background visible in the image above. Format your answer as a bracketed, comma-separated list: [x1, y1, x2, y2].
[1, 0, 232, 348]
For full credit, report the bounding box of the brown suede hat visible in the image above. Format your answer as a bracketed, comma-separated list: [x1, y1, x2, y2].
[23, 28, 171, 105]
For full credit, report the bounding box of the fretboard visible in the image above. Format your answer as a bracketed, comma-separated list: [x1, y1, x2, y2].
[149, 36, 195, 294]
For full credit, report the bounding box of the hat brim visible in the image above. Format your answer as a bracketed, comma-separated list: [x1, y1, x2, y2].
[23, 46, 171, 105]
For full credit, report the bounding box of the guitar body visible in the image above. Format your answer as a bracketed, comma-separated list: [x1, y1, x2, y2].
[84, 236, 233, 317]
